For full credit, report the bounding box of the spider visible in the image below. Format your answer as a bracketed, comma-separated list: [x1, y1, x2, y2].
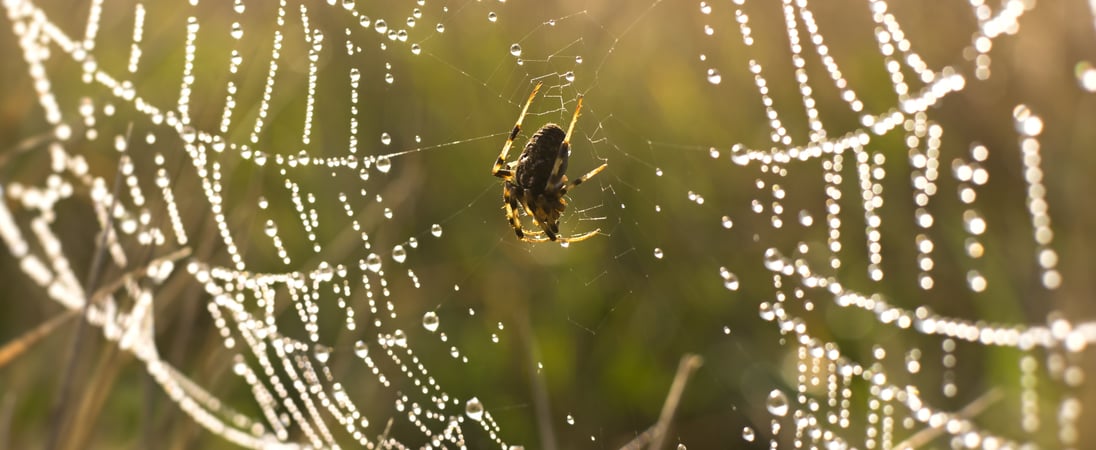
[491, 82, 607, 244]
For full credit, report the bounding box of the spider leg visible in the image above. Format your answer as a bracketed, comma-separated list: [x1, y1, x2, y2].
[503, 183, 527, 239]
[556, 229, 601, 244]
[560, 162, 608, 196]
[492, 82, 543, 178]
[520, 228, 600, 244]
[546, 95, 584, 189]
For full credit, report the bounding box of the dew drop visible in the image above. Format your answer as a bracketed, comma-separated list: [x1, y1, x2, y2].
[431, 223, 444, 237]
[566, 414, 575, 425]
[380, 132, 392, 145]
[509, 43, 522, 57]
[392, 245, 407, 263]
[763, 248, 785, 271]
[564, 71, 575, 83]
[465, 398, 485, 421]
[376, 155, 392, 173]
[422, 311, 439, 332]
[655, 167, 663, 176]
[264, 220, 278, 237]
[706, 68, 722, 85]
[359, 15, 371, 28]
[766, 389, 789, 416]
[354, 340, 369, 358]
[314, 344, 332, 363]
[719, 267, 739, 291]
[798, 210, 814, 227]
[341, 0, 355, 10]
[700, 1, 712, 14]
[653, 248, 664, 259]
[488, 12, 497, 22]
[410, 44, 421, 55]
[742, 426, 755, 442]
[374, 19, 388, 34]
[393, 329, 408, 347]
[575, 55, 583, 64]
[385, 73, 395, 84]
[365, 253, 382, 272]
[435, 23, 445, 33]
[721, 216, 733, 229]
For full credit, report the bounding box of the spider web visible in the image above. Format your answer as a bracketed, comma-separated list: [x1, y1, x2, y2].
[1, 0, 1096, 448]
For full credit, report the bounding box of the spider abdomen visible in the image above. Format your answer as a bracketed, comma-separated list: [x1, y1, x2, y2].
[515, 124, 568, 193]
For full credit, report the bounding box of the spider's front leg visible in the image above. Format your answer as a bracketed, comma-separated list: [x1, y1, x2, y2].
[492, 82, 543, 178]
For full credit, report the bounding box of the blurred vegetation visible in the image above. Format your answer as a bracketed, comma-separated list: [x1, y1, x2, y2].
[2, 0, 1096, 449]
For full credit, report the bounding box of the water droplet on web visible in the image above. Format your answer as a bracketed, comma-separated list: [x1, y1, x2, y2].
[374, 19, 388, 34]
[434, 23, 445, 33]
[721, 216, 733, 229]
[465, 398, 484, 421]
[181, 126, 197, 143]
[655, 167, 663, 176]
[354, 340, 369, 358]
[1076, 61, 1096, 91]
[798, 210, 813, 226]
[408, 237, 419, 248]
[706, 68, 722, 85]
[314, 344, 332, 363]
[422, 311, 439, 332]
[509, 43, 522, 57]
[230, 22, 243, 40]
[566, 414, 575, 425]
[575, 55, 583, 64]
[396, 30, 408, 42]
[653, 248, 664, 259]
[564, 71, 575, 83]
[359, 15, 371, 28]
[385, 73, 395, 84]
[411, 44, 421, 55]
[341, 0, 355, 10]
[392, 245, 407, 263]
[431, 224, 443, 237]
[365, 253, 382, 272]
[704, 24, 714, 36]
[488, 12, 498, 22]
[763, 248, 785, 272]
[759, 302, 775, 321]
[393, 329, 408, 347]
[742, 426, 755, 442]
[376, 155, 392, 173]
[490, 333, 499, 343]
[709, 147, 720, 158]
[719, 267, 739, 290]
[677, 444, 687, 450]
[700, 1, 712, 14]
[766, 389, 789, 416]
[383, 207, 393, 219]
[723, 326, 731, 335]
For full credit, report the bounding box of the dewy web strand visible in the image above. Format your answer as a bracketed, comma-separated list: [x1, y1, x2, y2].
[1, 0, 1095, 448]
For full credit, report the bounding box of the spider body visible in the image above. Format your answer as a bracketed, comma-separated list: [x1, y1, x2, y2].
[491, 82, 607, 243]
